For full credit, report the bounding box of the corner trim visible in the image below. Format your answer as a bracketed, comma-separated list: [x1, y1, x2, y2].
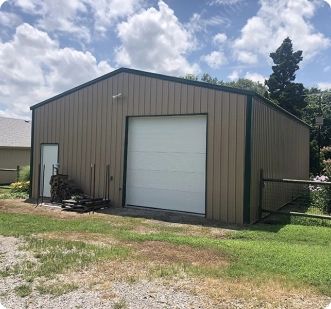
[29, 109, 35, 198]
[122, 116, 129, 207]
[243, 95, 253, 224]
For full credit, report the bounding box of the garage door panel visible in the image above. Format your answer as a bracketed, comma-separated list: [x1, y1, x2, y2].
[126, 169, 205, 192]
[126, 186, 205, 214]
[130, 117, 206, 134]
[127, 152, 206, 173]
[129, 133, 206, 153]
[126, 115, 206, 214]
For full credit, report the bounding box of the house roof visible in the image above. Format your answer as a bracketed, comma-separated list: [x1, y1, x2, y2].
[30, 67, 309, 128]
[0, 117, 31, 148]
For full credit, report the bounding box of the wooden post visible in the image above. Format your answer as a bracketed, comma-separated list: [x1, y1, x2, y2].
[41, 164, 45, 205]
[36, 164, 41, 207]
[259, 169, 264, 220]
[16, 165, 20, 182]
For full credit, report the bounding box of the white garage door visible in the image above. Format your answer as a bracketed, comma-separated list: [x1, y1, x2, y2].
[125, 115, 207, 214]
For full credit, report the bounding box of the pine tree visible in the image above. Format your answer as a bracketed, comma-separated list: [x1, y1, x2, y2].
[265, 37, 306, 117]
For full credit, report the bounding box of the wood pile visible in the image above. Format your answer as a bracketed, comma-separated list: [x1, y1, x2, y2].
[61, 198, 111, 212]
[49, 174, 84, 203]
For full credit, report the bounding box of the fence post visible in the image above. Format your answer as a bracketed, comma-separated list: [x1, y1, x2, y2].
[16, 165, 20, 182]
[259, 169, 264, 220]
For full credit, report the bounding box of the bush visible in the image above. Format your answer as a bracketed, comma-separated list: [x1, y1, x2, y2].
[10, 181, 30, 194]
[309, 175, 331, 214]
[19, 166, 30, 182]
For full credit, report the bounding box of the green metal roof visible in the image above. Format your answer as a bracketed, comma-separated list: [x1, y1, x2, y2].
[29, 67, 310, 128]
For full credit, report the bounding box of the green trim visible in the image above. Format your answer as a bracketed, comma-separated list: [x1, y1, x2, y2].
[204, 114, 208, 218]
[254, 94, 310, 129]
[30, 67, 309, 132]
[243, 95, 253, 224]
[122, 114, 208, 216]
[29, 109, 35, 198]
[30, 68, 255, 111]
[122, 116, 129, 207]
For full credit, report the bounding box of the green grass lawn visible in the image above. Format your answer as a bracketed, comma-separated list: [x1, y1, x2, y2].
[0, 186, 11, 194]
[0, 205, 331, 298]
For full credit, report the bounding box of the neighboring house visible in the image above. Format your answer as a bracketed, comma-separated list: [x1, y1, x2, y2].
[29, 68, 310, 224]
[0, 117, 31, 184]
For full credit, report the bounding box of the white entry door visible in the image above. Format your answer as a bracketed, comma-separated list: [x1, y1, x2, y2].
[126, 115, 207, 214]
[40, 144, 58, 197]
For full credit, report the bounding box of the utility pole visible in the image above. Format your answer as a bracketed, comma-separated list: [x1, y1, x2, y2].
[302, 93, 324, 174]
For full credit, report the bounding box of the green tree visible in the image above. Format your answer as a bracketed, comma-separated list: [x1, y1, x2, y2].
[265, 37, 306, 117]
[182, 73, 198, 81]
[302, 89, 331, 147]
[200, 73, 222, 85]
[225, 78, 268, 96]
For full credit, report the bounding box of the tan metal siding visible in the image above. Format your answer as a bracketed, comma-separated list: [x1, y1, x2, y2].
[32, 72, 247, 223]
[250, 98, 310, 222]
[0, 148, 30, 184]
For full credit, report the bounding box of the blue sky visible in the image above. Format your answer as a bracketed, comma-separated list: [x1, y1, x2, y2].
[0, 0, 330, 119]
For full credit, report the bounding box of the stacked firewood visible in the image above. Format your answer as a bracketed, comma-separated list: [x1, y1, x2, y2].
[50, 175, 83, 203]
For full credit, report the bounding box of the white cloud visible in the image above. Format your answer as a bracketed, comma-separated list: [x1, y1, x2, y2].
[318, 82, 331, 90]
[12, 0, 91, 41]
[324, 66, 330, 72]
[187, 13, 229, 33]
[233, 0, 331, 64]
[0, 23, 113, 118]
[237, 51, 258, 64]
[11, 0, 143, 41]
[209, 0, 242, 5]
[115, 1, 200, 76]
[86, 0, 143, 34]
[201, 51, 227, 69]
[213, 33, 227, 45]
[244, 72, 266, 84]
[227, 70, 241, 81]
[0, 11, 22, 28]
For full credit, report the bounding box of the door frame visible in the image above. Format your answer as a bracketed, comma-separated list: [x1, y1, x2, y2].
[40, 143, 59, 197]
[122, 114, 208, 216]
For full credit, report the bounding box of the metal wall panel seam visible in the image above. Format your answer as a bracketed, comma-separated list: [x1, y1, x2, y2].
[243, 95, 253, 224]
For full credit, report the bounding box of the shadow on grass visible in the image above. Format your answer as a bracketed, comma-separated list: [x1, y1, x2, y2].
[22, 198, 331, 236]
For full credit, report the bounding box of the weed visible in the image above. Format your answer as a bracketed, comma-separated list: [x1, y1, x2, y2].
[14, 284, 32, 297]
[113, 298, 127, 309]
[11, 238, 129, 280]
[36, 282, 79, 296]
[0, 192, 29, 199]
[0, 266, 12, 277]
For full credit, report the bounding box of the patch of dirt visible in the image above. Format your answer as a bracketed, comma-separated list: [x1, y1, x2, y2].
[191, 277, 331, 309]
[131, 240, 229, 267]
[0, 199, 85, 219]
[36, 231, 120, 247]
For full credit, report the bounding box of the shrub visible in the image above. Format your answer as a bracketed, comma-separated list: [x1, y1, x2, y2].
[309, 175, 331, 214]
[19, 166, 30, 182]
[10, 181, 30, 194]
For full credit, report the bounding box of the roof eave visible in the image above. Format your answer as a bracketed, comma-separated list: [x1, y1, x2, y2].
[30, 67, 255, 110]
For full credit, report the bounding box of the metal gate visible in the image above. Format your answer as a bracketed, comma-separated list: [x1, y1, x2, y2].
[259, 169, 331, 220]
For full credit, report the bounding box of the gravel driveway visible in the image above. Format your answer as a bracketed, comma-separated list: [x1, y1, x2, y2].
[1, 235, 205, 309]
